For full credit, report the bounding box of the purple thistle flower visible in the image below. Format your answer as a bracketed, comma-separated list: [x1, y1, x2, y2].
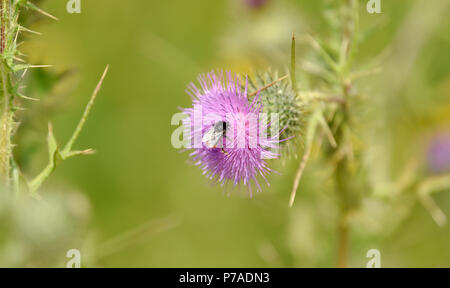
[182, 71, 281, 195]
[427, 132, 450, 174]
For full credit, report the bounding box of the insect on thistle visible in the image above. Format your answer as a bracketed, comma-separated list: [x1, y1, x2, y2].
[202, 121, 229, 155]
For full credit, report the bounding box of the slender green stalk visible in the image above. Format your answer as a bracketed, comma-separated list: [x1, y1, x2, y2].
[29, 65, 109, 193]
[333, 0, 359, 268]
[290, 33, 297, 93]
[63, 65, 109, 154]
[0, 109, 12, 186]
[337, 209, 349, 268]
[0, 0, 12, 188]
[334, 108, 352, 268]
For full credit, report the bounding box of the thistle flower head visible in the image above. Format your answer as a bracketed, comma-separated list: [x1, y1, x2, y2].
[248, 71, 303, 157]
[182, 71, 281, 194]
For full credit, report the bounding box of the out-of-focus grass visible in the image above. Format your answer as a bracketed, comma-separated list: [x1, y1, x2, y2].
[9, 0, 450, 267]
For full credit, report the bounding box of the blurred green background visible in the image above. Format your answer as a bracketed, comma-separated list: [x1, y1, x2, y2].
[3, 0, 450, 267]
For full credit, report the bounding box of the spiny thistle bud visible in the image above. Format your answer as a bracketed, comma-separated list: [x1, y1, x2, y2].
[247, 71, 303, 157]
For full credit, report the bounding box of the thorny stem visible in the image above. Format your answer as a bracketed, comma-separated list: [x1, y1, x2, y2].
[0, 63, 11, 187]
[334, 0, 358, 268]
[335, 110, 351, 268]
[0, 0, 5, 54]
[0, 0, 11, 187]
[0, 0, 104, 196]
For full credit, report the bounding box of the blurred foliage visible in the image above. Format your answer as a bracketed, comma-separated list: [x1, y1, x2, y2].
[1, 0, 450, 267]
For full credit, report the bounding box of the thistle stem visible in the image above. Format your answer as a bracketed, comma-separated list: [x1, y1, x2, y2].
[334, 81, 353, 268]
[0, 108, 11, 186]
[335, 152, 351, 268]
[0, 0, 12, 187]
[337, 214, 349, 268]
[333, 0, 359, 268]
[0, 0, 6, 54]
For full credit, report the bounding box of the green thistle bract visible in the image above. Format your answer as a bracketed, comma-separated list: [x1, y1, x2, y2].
[248, 71, 303, 156]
